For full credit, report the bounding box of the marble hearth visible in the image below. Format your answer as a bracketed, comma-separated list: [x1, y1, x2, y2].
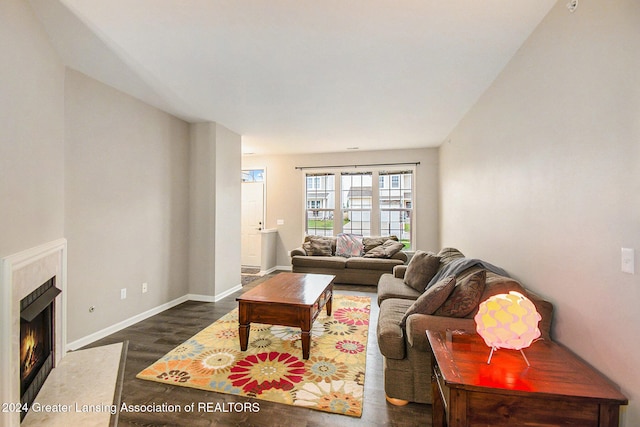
[1, 239, 67, 427]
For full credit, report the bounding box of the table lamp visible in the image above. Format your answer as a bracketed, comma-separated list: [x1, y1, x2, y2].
[474, 291, 541, 366]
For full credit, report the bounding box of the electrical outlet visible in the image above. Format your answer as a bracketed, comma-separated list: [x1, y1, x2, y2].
[142, 282, 148, 293]
[120, 288, 127, 300]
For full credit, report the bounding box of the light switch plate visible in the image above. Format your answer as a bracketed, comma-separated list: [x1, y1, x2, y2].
[621, 248, 635, 274]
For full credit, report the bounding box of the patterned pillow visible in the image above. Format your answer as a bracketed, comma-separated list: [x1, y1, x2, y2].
[363, 240, 404, 258]
[400, 276, 456, 327]
[302, 237, 333, 256]
[335, 233, 364, 258]
[434, 270, 486, 318]
[363, 236, 399, 253]
[403, 251, 441, 292]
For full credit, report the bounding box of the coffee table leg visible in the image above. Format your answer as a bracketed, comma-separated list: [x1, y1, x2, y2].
[301, 329, 311, 359]
[238, 302, 250, 351]
[326, 291, 333, 316]
[239, 324, 250, 351]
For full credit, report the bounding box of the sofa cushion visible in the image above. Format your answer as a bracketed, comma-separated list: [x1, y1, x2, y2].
[403, 251, 441, 292]
[363, 235, 398, 253]
[335, 233, 364, 257]
[401, 276, 456, 327]
[291, 255, 347, 269]
[302, 236, 333, 256]
[364, 239, 404, 258]
[437, 247, 466, 265]
[377, 298, 414, 360]
[434, 270, 486, 318]
[377, 273, 422, 306]
[345, 257, 404, 271]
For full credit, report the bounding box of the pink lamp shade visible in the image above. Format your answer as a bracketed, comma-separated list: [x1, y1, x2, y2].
[474, 291, 541, 351]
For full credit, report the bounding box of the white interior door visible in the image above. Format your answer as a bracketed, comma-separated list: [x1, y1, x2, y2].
[241, 182, 264, 267]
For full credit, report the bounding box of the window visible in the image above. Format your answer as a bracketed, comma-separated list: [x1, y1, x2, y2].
[379, 171, 412, 249]
[304, 168, 414, 248]
[305, 173, 335, 236]
[242, 169, 264, 182]
[341, 172, 372, 236]
[306, 176, 321, 189]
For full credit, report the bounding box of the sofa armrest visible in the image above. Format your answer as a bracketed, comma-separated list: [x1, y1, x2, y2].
[290, 247, 306, 257]
[405, 314, 476, 352]
[391, 251, 408, 263]
[393, 265, 408, 279]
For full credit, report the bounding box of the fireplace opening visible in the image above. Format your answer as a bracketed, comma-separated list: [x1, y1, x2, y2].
[19, 277, 60, 420]
[20, 310, 50, 391]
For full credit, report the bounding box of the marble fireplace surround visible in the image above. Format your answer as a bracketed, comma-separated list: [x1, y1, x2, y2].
[1, 239, 67, 427]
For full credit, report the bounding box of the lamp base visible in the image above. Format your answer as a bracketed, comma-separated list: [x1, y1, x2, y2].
[486, 347, 531, 367]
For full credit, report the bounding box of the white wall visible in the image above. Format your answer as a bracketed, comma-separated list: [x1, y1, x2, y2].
[189, 122, 241, 297]
[440, 1, 639, 425]
[242, 148, 440, 266]
[64, 69, 191, 342]
[0, 0, 65, 258]
[213, 124, 242, 296]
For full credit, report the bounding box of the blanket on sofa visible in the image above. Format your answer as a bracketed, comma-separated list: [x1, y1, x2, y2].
[426, 257, 510, 290]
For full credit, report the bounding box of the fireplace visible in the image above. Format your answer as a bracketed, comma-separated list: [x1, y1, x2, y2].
[19, 277, 60, 419]
[1, 239, 67, 427]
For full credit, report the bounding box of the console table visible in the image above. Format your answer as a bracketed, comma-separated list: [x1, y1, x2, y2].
[427, 330, 628, 427]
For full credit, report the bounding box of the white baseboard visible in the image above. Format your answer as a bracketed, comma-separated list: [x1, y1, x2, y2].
[67, 294, 189, 350]
[66, 283, 243, 350]
[188, 283, 242, 303]
[259, 266, 278, 275]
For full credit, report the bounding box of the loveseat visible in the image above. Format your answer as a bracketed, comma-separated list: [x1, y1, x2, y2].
[376, 248, 554, 405]
[290, 235, 408, 285]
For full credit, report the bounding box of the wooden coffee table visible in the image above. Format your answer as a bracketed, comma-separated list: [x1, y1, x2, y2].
[236, 272, 335, 359]
[427, 330, 628, 427]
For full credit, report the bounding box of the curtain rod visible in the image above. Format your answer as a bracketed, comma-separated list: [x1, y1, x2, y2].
[295, 161, 420, 170]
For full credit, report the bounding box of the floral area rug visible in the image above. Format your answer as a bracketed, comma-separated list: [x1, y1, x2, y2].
[136, 295, 370, 417]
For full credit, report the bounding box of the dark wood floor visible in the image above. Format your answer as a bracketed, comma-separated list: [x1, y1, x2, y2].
[87, 273, 431, 426]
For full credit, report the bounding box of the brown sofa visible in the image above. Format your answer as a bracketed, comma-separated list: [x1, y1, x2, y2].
[290, 235, 408, 285]
[376, 248, 554, 404]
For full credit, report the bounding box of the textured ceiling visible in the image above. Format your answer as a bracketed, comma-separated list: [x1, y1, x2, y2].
[30, 0, 557, 154]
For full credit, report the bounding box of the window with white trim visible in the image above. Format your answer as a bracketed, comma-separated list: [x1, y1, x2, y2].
[305, 173, 335, 236]
[341, 172, 372, 236]
[379, 171, 412, 246]
[304, 168, 414, 249]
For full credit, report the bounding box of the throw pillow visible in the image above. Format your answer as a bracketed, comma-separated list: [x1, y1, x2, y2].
[335, 233, 364, 258]
[434, 270, 487, 318]
[400, 276, 456, 328]
[363, 239, 404, 258]
[302, 237, 333, 256]
[403, 250, 441, 292]
[437, 247, 466, 265]
[362, 236, 398, 253]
